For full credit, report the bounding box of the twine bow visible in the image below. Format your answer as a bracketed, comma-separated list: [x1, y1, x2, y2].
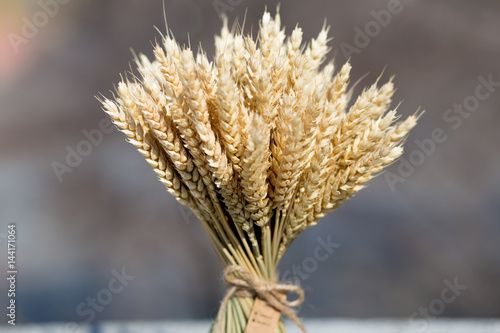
[218, 265, 306, 333]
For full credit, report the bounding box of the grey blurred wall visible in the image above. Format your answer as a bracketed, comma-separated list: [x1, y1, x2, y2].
[0, 0, 499, 324]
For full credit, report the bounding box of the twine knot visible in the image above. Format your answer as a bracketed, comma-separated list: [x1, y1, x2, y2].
[218, 265, 306, 332]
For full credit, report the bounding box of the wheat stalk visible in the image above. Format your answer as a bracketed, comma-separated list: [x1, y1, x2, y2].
[101, 8, 419, 333]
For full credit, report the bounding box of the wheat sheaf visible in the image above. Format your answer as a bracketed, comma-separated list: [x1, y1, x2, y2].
[100, 8, 418, 333]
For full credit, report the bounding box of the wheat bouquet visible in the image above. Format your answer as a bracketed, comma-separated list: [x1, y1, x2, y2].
[101, 9, 418, 333]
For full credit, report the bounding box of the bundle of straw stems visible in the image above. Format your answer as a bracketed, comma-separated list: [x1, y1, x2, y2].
[100, 8, 418, 333]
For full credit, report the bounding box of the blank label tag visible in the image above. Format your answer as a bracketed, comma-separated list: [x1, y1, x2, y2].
[244, 297, 281, 333]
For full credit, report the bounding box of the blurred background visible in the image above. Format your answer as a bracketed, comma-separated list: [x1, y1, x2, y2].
[1, 0, 499, 325]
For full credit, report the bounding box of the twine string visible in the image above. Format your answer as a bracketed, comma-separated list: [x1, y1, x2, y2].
[218, 265, 306, 333]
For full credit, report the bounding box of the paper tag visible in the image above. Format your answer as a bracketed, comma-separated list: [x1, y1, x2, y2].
[244, 297, 281, 333]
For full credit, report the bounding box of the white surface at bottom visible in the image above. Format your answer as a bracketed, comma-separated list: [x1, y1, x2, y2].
[2, 319, 500, 333]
